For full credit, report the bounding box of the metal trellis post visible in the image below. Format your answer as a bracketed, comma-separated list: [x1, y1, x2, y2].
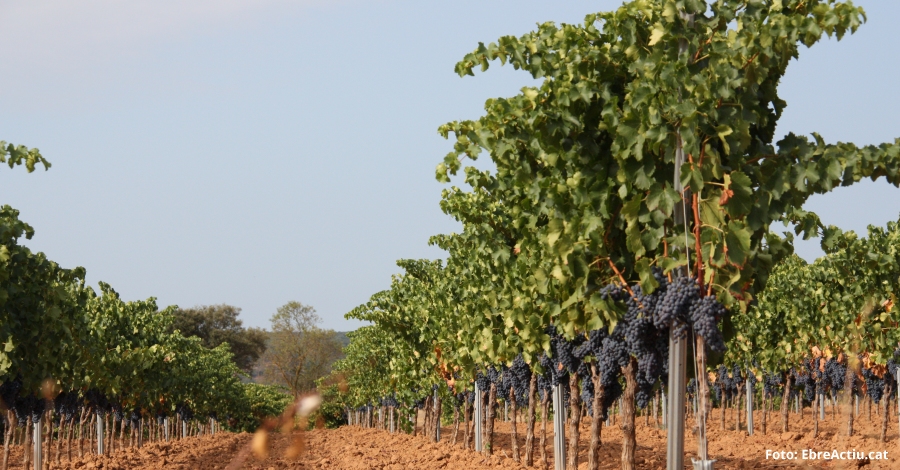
[97, 410, 105, 455]
[552, 383, 566, 470]
[746, 378, 754, 435]
[474, 383, 483, 452]
[33, 415, 42, 470]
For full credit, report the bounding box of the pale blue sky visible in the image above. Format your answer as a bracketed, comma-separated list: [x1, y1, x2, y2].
[1, 1, 898, 331]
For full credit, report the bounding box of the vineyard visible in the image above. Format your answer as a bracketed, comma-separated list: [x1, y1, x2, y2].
[326, 0, 900, 469]
[3, 0, 900, 470]
[0, 148, 292, 467]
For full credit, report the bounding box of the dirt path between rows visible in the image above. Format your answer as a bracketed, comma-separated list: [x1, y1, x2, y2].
[5, 408, 900, 469]
[298, 406, 900, 470]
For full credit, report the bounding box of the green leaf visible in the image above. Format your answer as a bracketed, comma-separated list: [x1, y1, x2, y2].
[723, 171, 754, 217]
[725, 221, 752, 267]
[636, 259, 659, 295]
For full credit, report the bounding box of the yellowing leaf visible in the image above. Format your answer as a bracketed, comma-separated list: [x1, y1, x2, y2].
[716, 125, 734, 155]
[649, 24, 665, 46]
[547, 230, 561, 247]
[551, 265, 565, 281]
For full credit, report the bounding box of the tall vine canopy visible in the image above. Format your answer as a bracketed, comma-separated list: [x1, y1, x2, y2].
[437, 0, 900, 350]
[0, 140, 295, 450]
[733, 218, 900, 370]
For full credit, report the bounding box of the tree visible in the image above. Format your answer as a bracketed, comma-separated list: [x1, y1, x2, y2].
[260, 301, 343, 397]
[169, 304, 268, 373]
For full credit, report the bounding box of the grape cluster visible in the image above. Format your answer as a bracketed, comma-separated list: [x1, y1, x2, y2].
[129, 408, 142, 426]
[606, 271, 725, 407]
[29, 397, 45, 424]
[474, 370, 491, 393]
[784, 367, 805, 404]
[631, 269, 728, 353]
[763, 373, 782, 398]
[499, 365, 513, 398]
[176, 403, 194, 421]
[84, 389, 109, 413]
[502, 354, 532, 404]
[534, 347, 571, 414]
[543, 329, 573, 388]
[887, 350, 900, 401]
[795, 371, 816, 404]
[112, 401, 124, 423]
[479, 366, 502, 410]
[549, 327, 582, 374]
[812, 359, 825, 397]
[635, 381, 655, 409]
[622, 316, 659, 382]
[579, 375, 594, 417]
[591, 335, 625, 413]
[454, 391, 471, 407]
[605, 284, 665, 411]
[8, 395, 41, 427]
[888, 350, 900, 378]
[862, 366, 886, 404]
[690, 296, 727, 352]
[824, 358, 846, 393]
[598, 283, 627, 302]
[0, 378, 22, 412]
[716, 366, 730, 401]
[799, 358, 824, 400]
[413, 393, 427, 409]
[536, 352, 555, 401]
[712, 377, 722, 404]
[487, 366, 502, 386]
[732, 365, 744, 386]
[653, 275, 697, 336]
[54, 391, 80, 422]
[0, 379, 22, 426]
[716, 365, 742, 402]
[380, 395, 399, 408]
[12, 394, 40, 427]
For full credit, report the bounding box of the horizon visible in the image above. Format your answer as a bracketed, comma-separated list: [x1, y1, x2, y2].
[2, 1, 898, 331]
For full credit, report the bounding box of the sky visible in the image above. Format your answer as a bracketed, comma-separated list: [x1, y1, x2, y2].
[1, 1, 898, 332]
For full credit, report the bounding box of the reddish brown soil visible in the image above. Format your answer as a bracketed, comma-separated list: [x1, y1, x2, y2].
[3, 433, 249, 470]
[3, 407, 899, 469]
[438, 406, 900, 469]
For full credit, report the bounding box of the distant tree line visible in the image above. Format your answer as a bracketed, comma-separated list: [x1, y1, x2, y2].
[170, 302, 345, 398]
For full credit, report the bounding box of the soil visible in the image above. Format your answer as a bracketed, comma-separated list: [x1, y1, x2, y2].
[3, 406, 900, 469]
